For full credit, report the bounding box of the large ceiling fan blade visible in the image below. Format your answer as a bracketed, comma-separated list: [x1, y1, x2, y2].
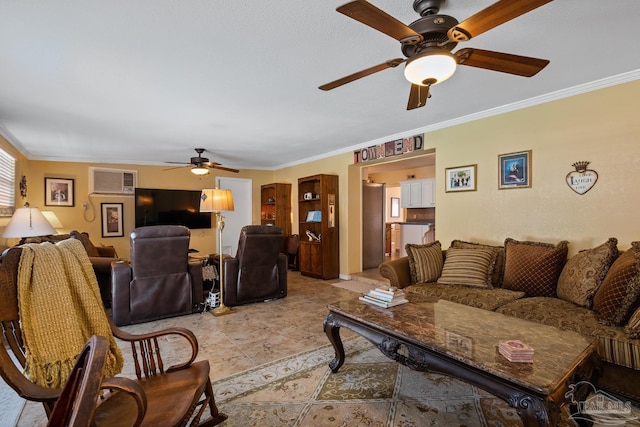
[319, 58, 405, 91]
[448, 0, 553, 42]
[336, 0, 422, 43]
[212, 164, 240, 173]
[164, 161, 191, 165]
[407, 84, 430, 111]
[456, 48, 549, 77]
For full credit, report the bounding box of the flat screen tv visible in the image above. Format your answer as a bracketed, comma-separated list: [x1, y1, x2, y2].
[134, 188, 211, 229]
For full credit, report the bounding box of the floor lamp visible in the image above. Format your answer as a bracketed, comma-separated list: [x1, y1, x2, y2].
[200, 188, 235, 316]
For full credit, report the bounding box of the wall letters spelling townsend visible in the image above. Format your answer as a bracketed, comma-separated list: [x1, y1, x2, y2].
[353, 134, 423, 164]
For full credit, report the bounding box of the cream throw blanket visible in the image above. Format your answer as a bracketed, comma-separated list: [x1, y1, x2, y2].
[17, 238, 123, 389]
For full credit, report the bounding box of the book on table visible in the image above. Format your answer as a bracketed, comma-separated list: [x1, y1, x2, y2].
[368, 288, 405, 302]
[359, 294, 408, 308]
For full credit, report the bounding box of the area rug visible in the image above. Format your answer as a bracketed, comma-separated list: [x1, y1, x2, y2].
[0, 351, 26, 426]
[329, 280, 378, 294]
[214, 336, 579, 427]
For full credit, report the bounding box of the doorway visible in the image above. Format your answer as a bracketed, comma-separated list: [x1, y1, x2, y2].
[216, 177, 252, 256]
[361, 152, 436, 270]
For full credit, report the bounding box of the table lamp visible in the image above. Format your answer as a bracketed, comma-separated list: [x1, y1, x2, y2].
[1, 203, 57, 241]
[41, 211, 64, 232]
[200, 188, 235, 316]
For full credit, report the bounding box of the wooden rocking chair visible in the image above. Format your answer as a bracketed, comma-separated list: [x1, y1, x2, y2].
[46, 335, 146, 427]
[0, 246, 227, 426]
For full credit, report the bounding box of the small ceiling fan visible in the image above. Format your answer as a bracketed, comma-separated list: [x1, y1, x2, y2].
[319, 0, 552, 110]
[164, 148, 239, 175]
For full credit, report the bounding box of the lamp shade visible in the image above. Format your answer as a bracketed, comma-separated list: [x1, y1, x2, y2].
[41, 211, 63, 229]
[200, 188, 235, 213]
[404, 50, 457, 86]
[1, 206, 56, 238]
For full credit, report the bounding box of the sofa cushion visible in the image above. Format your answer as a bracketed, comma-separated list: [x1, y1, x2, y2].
[70, 230, 100, 257]
[625, 306, 640, 339]
[405, 282, 525, 311]
[437, 248, 497, 288]
[593, 243, 640, 326]
[502, 238, 569, 297]
[406, 241, 443, 284]
[556, 238, 619, 308]
[450, 240, 505, 287]
[496, 296, 640, 370]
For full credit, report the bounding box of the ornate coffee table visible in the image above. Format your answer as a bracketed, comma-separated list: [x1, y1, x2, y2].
[324, 296, 599, 427]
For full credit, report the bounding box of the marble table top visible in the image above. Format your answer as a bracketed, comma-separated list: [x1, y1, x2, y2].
[328, 295, 597, 394]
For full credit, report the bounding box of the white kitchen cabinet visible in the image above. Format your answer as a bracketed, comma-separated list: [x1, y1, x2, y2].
[400, 179, 435, 208]
[398, 223, 435, 256]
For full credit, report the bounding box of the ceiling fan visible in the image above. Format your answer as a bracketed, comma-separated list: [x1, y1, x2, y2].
[164, 148, 239, 175]
[319, 0, 552, 110]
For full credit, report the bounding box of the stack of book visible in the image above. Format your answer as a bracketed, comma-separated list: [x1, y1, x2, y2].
[359, 287, 409, 308]
[498, 340, 534, 363]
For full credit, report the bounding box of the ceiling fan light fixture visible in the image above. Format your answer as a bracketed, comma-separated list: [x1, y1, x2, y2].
[404, 50, 457, 86]
[191, 166, 210, 175]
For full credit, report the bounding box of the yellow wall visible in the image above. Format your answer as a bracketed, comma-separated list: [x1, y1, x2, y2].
[8, 160, 275, 258]
[431, 80, 640, 255]
[3, 79, 640, 273]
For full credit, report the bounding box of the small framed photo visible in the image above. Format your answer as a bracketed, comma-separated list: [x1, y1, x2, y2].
[101, 203, 124, 237]
[390, 197, 400, 217]
[499, 150, 532, 189]
[44, 178, 74, 207]
[445, 164, 477, 192]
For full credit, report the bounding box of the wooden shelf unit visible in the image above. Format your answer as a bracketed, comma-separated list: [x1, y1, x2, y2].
[298, 174, 339, 279]
[260, 183, 292, 236]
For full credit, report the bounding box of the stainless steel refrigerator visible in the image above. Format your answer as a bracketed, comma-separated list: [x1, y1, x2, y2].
[362, 182, 385, 270]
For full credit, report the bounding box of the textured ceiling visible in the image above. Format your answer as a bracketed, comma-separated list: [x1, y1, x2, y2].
[0, 1, 639, 171]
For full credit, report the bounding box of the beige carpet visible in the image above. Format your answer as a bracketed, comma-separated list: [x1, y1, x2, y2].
[214, 336, 589, 427]
[329, 280, 378, 294]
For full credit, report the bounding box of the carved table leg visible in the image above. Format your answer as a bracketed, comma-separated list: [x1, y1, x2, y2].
[324, 313, 345, 373]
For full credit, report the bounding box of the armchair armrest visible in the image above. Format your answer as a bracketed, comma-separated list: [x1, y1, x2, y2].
[111, 261, 133, 326]
[378, 256, 412, 289]
[109, 319, 200, 377]
[187, 259, 204, 311]
[100, 377, 147, 427]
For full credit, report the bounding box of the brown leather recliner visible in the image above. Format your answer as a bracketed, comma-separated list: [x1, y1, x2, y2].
[217, 225, 287, 306]
[111, 225, 203, 326]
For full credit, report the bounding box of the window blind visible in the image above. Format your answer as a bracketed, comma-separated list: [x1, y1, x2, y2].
[0, 147, 16, 217]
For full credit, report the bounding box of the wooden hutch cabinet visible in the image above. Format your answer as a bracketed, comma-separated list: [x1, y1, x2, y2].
[260, 183, 292, 237]
[297, 174, 339, 279]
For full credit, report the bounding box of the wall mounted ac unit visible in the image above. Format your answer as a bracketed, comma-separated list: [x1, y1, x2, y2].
[89, 167, 137, 196]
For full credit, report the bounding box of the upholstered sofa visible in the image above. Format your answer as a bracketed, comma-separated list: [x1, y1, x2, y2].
[378, 238, 640, 401]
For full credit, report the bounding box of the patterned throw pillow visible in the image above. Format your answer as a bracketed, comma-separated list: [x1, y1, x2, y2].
[406, 241, 443, 284]
[625, 306, 640, 339]
[502, 238, 569, 297]
[450, 240, 505, 287]
[437, 248, 497, 288]
[556, 238, 618, 308]
[593, 242, 640, 326]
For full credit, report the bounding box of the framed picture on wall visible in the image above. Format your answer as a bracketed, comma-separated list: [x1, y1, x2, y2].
[498, 150, 532, 189]
[101, 203, 124, 237]
[445, 164, 477, 192]
[390, 197, 400, 217]
[44, 177, 74, 207]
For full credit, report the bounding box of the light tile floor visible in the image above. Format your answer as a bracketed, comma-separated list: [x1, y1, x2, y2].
[16, 272, 379, 425]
